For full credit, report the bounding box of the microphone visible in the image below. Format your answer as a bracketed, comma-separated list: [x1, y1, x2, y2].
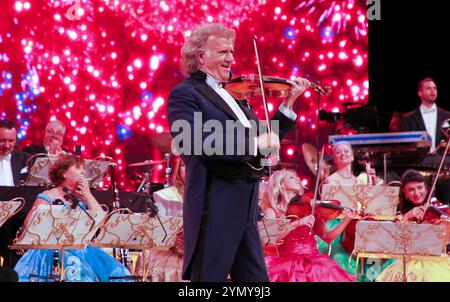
[62, 187, 96, 231]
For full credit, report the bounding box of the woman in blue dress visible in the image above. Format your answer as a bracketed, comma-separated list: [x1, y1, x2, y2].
[14, 154, 132, 282]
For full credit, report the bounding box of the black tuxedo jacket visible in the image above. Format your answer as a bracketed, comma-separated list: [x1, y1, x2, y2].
[10, 149, 29, 185]
[400, 106, 450, 148]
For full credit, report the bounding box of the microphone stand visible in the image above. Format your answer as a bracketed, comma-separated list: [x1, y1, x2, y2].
[62, 187, 96, 232]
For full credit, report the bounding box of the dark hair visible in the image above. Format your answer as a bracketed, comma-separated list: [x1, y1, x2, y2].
[0, 120, 17, 130]
[417, 77, 435, 92]
[49, 154, 85, 186]
[398, 169, 427, 214]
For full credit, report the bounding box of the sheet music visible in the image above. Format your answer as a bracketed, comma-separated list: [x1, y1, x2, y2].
[14, 204, 107, 247]
[92, 212, 183, 249]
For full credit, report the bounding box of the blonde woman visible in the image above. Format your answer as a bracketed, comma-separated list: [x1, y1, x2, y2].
[263, 169, 356, 282]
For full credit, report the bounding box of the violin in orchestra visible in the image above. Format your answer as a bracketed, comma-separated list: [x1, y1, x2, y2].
[286, 193, 361, 222]
[224, 74, 332, 99]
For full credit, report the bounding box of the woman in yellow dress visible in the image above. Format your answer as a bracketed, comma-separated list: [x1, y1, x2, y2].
[376, 169, 450, 282]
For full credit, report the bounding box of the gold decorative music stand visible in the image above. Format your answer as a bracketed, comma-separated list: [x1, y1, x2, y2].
[258, 218, 291, 256]
[91, 209, 183, 281]
[0, 197, 25, 228]
[10, 204, 107, 282]
[321, 183, 400, 219]
[352, 220, 448, 281]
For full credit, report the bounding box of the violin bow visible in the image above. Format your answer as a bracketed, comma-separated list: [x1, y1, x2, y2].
[310, 145, 325, 234]
[253, 36, 277, 170]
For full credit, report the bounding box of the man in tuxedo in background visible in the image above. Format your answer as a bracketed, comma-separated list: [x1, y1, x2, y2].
[400, 77, 450, 152]
[23, 119, 68, 156]
[0, 120, 29, 276]
[400, 77, 450, 205]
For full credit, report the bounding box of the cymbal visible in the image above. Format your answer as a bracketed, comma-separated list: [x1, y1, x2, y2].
[302, 143, 327, 176]
[128, 159, 166, 167]
[151, 133, 173, 154]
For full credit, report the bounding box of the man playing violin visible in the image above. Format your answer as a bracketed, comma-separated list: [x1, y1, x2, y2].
[167, 23, 310, 282]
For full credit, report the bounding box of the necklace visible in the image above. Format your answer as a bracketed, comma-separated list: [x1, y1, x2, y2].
[336, 170, 353, 179]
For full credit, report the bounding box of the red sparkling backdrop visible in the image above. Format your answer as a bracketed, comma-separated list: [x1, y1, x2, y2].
[0, 0, 368, 190]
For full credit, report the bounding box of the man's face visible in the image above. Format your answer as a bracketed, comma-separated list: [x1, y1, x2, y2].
[0, 127, 17, 156]
[44, 123, 65, 148]
[418, 81, 438, 104]
[198, 36, 234, 82]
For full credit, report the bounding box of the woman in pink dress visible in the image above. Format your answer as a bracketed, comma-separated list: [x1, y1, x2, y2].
[261, 169, 356, 282]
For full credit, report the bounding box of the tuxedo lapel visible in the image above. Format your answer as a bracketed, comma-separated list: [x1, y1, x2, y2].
[10, 150, 21, 185]
[436, 107, 447, 142]
[236, 100, 259, 123]
[196, 85, 240, 121]
[414, 109, 427, 131]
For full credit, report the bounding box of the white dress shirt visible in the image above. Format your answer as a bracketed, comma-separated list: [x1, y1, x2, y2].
[420, 103, 437, 150]
[0, 154, 14, 186]
[205, 75, 253, 128]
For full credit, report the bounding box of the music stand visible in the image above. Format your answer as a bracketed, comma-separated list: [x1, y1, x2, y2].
[258, 218, 291, 256]
[321, 183, 400, 219]
[0, 197, 25, 228]
[91, 209, 182, 281]
[352, 220, 448, 281]
[10, 204, 107, 281]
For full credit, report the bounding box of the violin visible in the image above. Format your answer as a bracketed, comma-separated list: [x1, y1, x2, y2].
[417, 199, 450, 224]
[224, 74, 332, 99]
[287, 193, 356, 221]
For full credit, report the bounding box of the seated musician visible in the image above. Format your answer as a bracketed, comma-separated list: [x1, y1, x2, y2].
[0, 120, 29, 270]
[23, 120, 68, 156]
[134, 157, 185, 282]
[261, 168, 356, 282]
[320, 141, 393, 280]
[377, 169, 450, 282]
[152, 159, 184, 217]
[14, 154, 132, 282]
[325, 141, 378, 186]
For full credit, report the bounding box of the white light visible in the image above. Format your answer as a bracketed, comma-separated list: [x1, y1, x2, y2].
[14, 1, 23, 12]
[64, 77, 71, 84]
[133, 59, 143, 68]
[67, 30, 78, 40]
[354, 55, 363, 67]
[150, 56, 160, 70]
[52, 56, 60, 64]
